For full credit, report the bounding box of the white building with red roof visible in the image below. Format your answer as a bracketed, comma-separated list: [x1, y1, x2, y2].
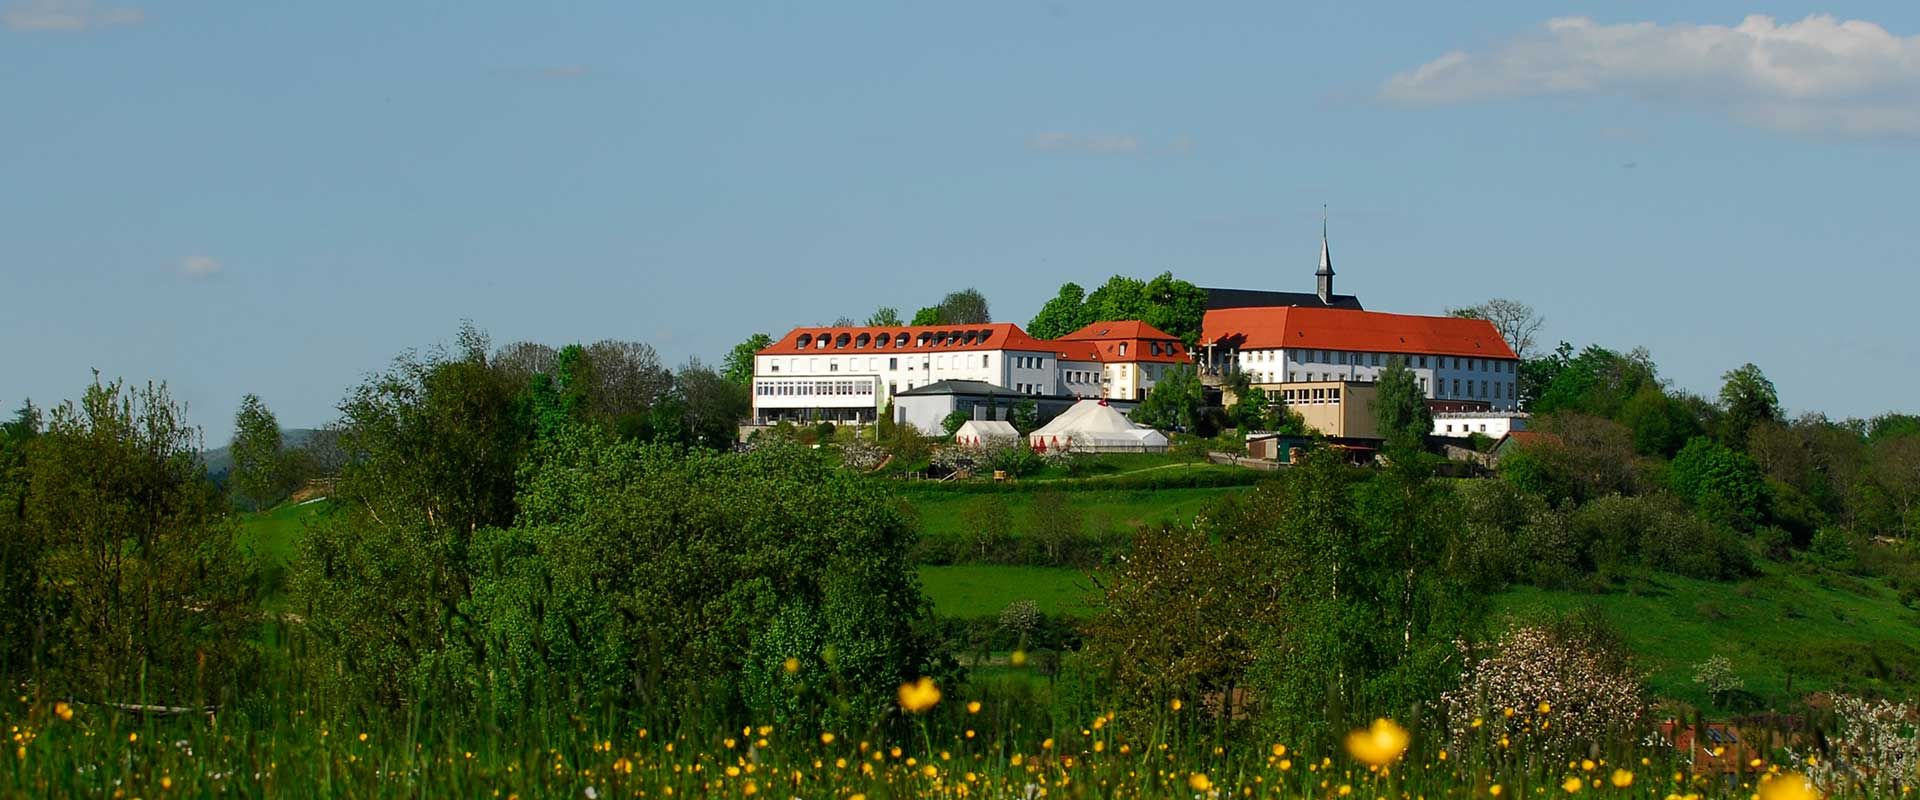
[1199, 305, 1520, 411]
[750, 320, 1188, 426]
[751, 226, 1523, 428]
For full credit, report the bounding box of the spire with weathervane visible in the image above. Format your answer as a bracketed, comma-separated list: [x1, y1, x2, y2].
[1315, 206, 1335, 304]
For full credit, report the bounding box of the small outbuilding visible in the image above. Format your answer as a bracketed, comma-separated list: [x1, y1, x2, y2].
[1028, 399, 1170, 453]
[952, 419, 1019, 447]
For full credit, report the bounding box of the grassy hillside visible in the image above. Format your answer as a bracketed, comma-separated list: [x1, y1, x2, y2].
[1493, 563, 1919, 709]
[917, 565, 1092, 618]
[917, 560, 1920, 710]
[903, 485, 1248, 539]
[235, 498, 333, 609]
[238, 479, 1920, 713]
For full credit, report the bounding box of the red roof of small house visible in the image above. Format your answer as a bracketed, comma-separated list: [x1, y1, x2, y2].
[1201, 306, 1517, 360]
[1054, 320, 1190, 364]
[1497, 430, 1563, 449]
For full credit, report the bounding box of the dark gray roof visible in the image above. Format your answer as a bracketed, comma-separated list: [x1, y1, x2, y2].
[894, 380, 1017, 397]
[1203, 287, 1363, 311]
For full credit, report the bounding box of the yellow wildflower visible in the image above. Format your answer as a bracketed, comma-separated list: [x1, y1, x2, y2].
[1345, 719, 1410, 767]
[782, 657, 799, 674]
[1189, 774, 1213, 792]
[1611, 770, 1634, 788]
[1759, 773, 1819, 800]
[54, 702, 72, 722]
[1563, 777, 1584, 793]
[898, 677, 941, 713]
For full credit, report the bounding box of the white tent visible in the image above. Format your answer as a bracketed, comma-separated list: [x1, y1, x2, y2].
[1028, 399, 1170, 453]
[953, 419, 1019, 447]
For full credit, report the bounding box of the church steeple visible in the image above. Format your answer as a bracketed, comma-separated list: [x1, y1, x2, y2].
[1315, 209, 1335, 304]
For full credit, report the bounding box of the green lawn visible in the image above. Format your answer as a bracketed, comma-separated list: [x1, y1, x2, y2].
[903, 485, 1249, 539]
[235, 498, 332, 567]
[917, 565, 1092, 618]
[1492, 562, 1920, 708]
[915, 557, 1920, 710]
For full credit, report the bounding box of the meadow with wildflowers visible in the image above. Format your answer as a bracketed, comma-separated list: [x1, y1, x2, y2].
[5, 327, 1920, 797]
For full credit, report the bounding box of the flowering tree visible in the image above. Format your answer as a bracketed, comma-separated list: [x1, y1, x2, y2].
[1441, 621, 1649, 753]
[1796, 695, 1919, 794]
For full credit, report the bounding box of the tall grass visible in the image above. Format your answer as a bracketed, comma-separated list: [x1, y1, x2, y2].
[3, 628, 1833, 798]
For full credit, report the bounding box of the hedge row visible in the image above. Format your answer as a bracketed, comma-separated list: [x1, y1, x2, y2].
[894, 465, 1265, 495]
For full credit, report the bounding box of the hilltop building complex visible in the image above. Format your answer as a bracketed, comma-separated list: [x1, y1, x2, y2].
[750, 227, 1518, 432]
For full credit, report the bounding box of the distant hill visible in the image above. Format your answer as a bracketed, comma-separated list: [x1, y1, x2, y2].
[199, 428, 325, 478]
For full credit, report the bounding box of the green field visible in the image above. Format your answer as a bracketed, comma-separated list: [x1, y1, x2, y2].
[238, 483, 1920, 712]
[917, 564, 1092, 618]
[234, 497, 333, 567]
[1492, 563, 1920, 708]
[903, 485, 1248, 538]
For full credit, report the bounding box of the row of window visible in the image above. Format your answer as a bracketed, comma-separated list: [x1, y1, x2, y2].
[792, 329, 997, 351]
[1241, 349, 1513, 373]
[755, 380, 875, 397]
[1436, 379, 1515, 401]
[1280, 387, 1342, 403]
[1064, 370, 1099, 385]
[1441, 423, 1495, 434]
[768, 353, 999, 374]
[1011, 355, 1047, 369]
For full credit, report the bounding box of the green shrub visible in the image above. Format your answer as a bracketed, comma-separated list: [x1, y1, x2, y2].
[456, 433, 942, 728]
[1670, 437, 1771, 532]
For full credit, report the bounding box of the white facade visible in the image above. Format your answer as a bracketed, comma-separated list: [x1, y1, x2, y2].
[1432, 411, 1530, 438]
[1232, 348, 1520, 411]
[752, 346, 1094, 424]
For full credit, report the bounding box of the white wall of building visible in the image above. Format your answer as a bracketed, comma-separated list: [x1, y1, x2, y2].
[1432, 412, 1529, 438]
[752, 345, 1101, 423]
[1232, 347, 1519, 411]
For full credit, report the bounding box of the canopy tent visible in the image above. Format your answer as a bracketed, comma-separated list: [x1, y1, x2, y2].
[953, 419, 1019, 448]
[1028, 399, 1170, 453]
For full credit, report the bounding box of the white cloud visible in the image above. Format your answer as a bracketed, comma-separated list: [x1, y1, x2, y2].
[1383, 15, 1920, 137]
[4, 0, 142, 32]
[178, 255, 221, 278]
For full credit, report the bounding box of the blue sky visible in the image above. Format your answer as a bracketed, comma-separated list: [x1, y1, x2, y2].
[5, 1, 1917, 443]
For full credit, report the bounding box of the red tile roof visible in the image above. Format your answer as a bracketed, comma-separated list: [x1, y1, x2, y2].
[1052, 320, 1189, 364]
[1056, 320, 1176, 342]
[1498, 430, 1563, 449]
[757, 323, 1097, 359]
[1201, 306, 1517, 360]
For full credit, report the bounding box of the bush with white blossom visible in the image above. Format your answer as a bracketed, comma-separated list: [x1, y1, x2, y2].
[1441, 621, 1649, 753]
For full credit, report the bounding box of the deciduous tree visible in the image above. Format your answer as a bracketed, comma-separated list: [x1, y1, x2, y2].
[1448, 298, 1545, 359]
[1131, 365, 1203, 432]
[1027, 283, 1092, 339]
[230, 393, 288, 510]
[1717, 362, 1780, 449]
[25, 376, 254, 705]
[1372, 358, 1432, 454]
[722, 333, 772, 387]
